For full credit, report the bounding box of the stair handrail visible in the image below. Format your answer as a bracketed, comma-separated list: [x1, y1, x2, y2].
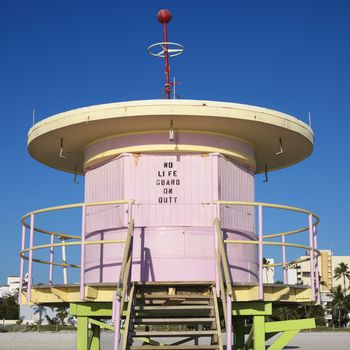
[214, 217, 233, 296]
[121, 284, 135, 350]
[215, 249, 227, 323]
[211, 286, 223, 350]
[113, 218, 134, 350]
[117, 218, 134, 301]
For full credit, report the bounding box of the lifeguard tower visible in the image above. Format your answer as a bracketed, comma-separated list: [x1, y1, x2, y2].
[19, 9, 320, 350]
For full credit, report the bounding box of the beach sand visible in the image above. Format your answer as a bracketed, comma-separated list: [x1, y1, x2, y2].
[0, 331, 350, 349]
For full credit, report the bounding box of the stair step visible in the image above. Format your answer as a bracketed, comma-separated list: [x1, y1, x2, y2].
[131, 346, 219, 350]
[136, 294, 212, 300]
[136, 301, 209, 306]
[135, 281, 213, 286]
[134, 318, 215, 324]
[134, 306, 212, 311]
[133, 330, 217, 337]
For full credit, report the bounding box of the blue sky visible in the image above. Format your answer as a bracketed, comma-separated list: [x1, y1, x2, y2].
[0, 1, 349, 284]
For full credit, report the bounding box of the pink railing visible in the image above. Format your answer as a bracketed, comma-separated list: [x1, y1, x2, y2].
[213, 201, 321, 305]
[19, 199, 320, 307]
[19, 200, 134, 304]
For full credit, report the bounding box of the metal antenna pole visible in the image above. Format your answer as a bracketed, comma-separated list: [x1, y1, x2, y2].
[162, 21, 171, 99]
[148, 10, 184, 99]
[158, 10, 172, 99]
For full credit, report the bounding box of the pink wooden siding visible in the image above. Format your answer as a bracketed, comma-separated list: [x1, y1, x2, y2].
[85, 154, 127, 229]
[84, 155, 127, 283]
[218, 156, 257, 282]
[123, 154, 215, 227]
[219, 155, 255, 231]
[83, 147, 257, 283]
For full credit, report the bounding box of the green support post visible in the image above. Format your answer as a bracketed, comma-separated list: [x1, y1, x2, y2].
[90, 323, 101, 350]
[265, 318, 315, 350]
[233, 317, 245, 350]
[77, 316, 89, 350]
[253, 315, 265, 350]
[268, 330, 299, 350]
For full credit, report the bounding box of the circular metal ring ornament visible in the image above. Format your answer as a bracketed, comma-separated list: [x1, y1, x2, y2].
[147, 42, 184, 58]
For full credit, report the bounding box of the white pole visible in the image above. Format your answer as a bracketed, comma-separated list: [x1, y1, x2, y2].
[61, 238, 68, 284]
[308, 112, 312, 128]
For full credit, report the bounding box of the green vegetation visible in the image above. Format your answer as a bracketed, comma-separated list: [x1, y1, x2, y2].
[55, 305, 69, 325]
[0, 292, 19, 320]
[334, 262, 350, 294]
[327, 285, 350, 327]
[268, 304, 325, 326]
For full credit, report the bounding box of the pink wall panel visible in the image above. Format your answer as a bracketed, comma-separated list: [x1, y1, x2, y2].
[84, 227, 217, 283]
[218, 155, 257, 282]
[123, 154, 215, 227]
[84, 155, 127, 283]
[219, 155, 255, 231]
[83, 146, 258, 283]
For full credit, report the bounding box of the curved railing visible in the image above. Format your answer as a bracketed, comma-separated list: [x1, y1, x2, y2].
[19, 199, 135, 304]
[213, 200, 320, 308]
[19, 199, 320, 306]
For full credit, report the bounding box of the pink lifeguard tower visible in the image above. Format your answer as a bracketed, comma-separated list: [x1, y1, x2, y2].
[19, 10, 320, 350]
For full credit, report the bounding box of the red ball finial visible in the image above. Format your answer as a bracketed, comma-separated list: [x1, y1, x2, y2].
[157, 9, 172, 24]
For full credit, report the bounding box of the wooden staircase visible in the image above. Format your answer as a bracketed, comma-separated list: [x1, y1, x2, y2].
[123, 283, 223, 350]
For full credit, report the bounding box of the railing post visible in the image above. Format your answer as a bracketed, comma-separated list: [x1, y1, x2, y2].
[61, 238, 68, 284]
[313, 225, 320, 303]
[127, 220, 134, 299]
[127, 202, 132, 224]
[27, 214, 35, 302]
[214, 206, 220, 298]
[308, 214, 315, 301]
[19, 225, 26, 304]
[226, 293, 233, 350]
[113, 292, 121, 350]
[282, 234, 287, 284]
[80, 204, 86, 300]
[258, 205, 263, 300]
[49, 234, 54, 286]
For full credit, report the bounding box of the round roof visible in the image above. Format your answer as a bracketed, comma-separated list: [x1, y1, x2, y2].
[27, 99, 314, 175]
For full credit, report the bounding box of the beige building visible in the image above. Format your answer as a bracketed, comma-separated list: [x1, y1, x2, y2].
[289, 250, 350, 291]
[287, 251, 350, 325]
[0, 276, 20, 298]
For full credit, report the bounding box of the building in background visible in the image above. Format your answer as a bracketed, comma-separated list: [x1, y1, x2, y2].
[288, 250, 350, 325]
[263, 258, 275, 284]
[0, 275, 57, 324]
[0, 276, 20, 298]
[289, 250, 350, 290]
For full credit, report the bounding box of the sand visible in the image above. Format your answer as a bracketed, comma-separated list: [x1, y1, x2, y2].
[0, 331, 350, 349]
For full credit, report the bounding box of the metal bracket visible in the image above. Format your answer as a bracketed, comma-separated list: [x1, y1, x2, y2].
[73, 164, 79, 184]
[169, 120, 174, 141]
[59, 138, 66, 159]
[276, 137, 284, 155]
[263, 165, 269, 183]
